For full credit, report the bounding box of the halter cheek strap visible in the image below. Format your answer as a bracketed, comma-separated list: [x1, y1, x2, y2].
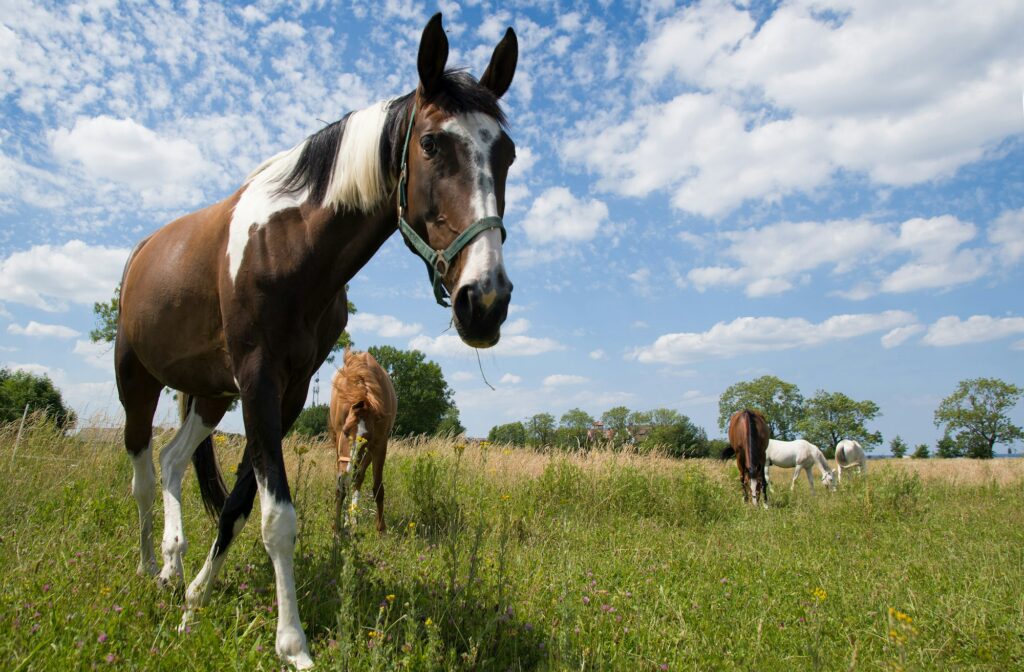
[396, 101, 507, 307]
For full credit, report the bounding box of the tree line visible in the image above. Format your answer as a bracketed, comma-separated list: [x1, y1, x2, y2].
[487, 375, 1022, 460]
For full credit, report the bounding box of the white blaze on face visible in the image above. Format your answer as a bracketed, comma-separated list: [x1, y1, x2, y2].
[441, 112, 507, 306]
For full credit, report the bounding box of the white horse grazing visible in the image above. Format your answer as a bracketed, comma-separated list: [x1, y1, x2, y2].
[835, 439, 867, 481]
[766, 439, 835, 492]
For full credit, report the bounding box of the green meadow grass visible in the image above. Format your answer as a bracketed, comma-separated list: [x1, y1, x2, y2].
[1, 420, 1022, 671]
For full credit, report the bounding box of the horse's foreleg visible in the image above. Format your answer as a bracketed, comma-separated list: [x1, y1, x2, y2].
[371, 447, 386, 533]
[251, 375, 313, 670]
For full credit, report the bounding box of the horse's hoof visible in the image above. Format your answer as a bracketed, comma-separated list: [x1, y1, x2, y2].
[284, 651, 314, 670]
[156, 572, 183, 591]
[137, 561, 158, 577]
[278, 630, 313, 669]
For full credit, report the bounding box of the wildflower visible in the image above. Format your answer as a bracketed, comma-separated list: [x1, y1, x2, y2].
[386, 594, 396, 603]
[113, 604, 123, 613]
[357, 436, 368, 445]
[239, 583, 248, 591]
[812, 587, 827, 602]
[97, 632, 107, 643]
[425, 617, 434, 626]
[501, 493, 510, 501]
[407, 521, 417, 533]
[106, 653, 116, 664]
[368, 630, 380, 639]
[454, 443, 466, 456]
[582, 596, 591, 605]
[42, 584, 51, 593]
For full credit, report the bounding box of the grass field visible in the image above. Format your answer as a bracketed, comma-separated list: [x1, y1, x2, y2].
[2, 419, 1023, 671]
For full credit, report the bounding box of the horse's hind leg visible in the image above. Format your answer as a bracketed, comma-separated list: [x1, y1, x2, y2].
[117, 348, 163, 577]
[157, 396, 230, 587]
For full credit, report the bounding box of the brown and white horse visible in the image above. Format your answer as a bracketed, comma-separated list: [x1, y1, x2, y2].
[329, 349, 396, 533]
[723, 409, 770, 506]
[115, 13, 517, 668]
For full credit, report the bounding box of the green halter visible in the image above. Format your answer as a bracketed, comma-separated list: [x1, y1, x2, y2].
[396, 100, 507, 307]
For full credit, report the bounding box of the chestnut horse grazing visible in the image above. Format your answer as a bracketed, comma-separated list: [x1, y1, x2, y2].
[835, 439, 867, 481]
[115, 13, 517, 668]
[329, 349, 396, 533]
[723, 409, 769, 506]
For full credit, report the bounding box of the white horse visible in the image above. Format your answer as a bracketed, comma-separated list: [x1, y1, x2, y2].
[766, 439, 835, 492]
[835, 439, 867, 481]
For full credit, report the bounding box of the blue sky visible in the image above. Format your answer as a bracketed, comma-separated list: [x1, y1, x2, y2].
[1, 0, 1022, 451]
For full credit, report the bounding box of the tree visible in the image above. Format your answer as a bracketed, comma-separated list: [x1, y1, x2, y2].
[935, 432, 963, 458]
[290, 404, 329, 438]
[641, 415, 709, 458]
[911, 443, 930, 459]
[368, 346, 455, 437]
[0, 368, 76, 428]
[559, 408, 594, 449]
[90, 284, 120, 343]
[718, 376, 804, 440]
[488, 421, 527, 445]
[435, 406, 465, 438]
[796, 390, 882, 457]
[601, 406, 631, 444]
[650, 408, 684, 427]
[934, 378, 1023, 459]
[526, 412, 556, 447]
[889, 435, 908, 459]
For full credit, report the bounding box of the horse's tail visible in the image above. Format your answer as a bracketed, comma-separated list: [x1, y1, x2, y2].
[180, 394, 228, 520]
[720, 445, 736, 460]
[836, 442, 846, 464]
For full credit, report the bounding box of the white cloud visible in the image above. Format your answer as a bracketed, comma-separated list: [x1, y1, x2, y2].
[450, 371, 476, 382]
[989, 208, 1024, 266]
[0, 240, 129, 311]
[8, 321, 80, 339]
[687, 213, 1010, 298]
[410, 331, 565, 358]
[499, 373, 521, 384]
[630, 311, 916, 364]
[542, 374, 588, 387]
[49, 116, 208, 207]
[520, 187, 608, 244]
[881, 324, 925, 349]
[73, 339, 115, 370]
[566, 1, 1024, 216]
[589, 349, 607, 360]
[922, 315, 1024, 347]
[347, 312, 422, 338]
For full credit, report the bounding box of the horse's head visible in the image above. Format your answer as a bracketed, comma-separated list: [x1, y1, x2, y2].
[822, 469, 836, 490]
[398, 13, 517, 348]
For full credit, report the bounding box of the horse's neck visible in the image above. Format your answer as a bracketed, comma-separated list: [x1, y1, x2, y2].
[309, 205, 398, 294]
[812, 449, 830, 471]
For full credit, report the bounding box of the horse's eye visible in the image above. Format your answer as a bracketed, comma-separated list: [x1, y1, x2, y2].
[420, 135, 438, 157]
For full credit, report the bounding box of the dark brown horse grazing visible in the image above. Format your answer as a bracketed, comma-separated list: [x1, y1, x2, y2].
[329, 348, 397, 533]
[723, 409, 769, 506]
[115, 13, 517, 668]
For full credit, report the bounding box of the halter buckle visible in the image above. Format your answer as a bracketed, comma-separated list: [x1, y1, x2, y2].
[434, 253, 449, 277]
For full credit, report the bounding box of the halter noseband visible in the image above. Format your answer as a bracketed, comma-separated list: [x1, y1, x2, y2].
[396, 100, 507, 307]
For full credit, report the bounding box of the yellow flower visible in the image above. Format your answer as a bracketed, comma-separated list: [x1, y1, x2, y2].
[386, 594, 396, 603]
[425, 617, 433, 627]
[501, 493, 511, 502]
[812, 587, 827, 602]
[368, 630, 380, 639]
[356, 436, 368, 445]
[454, 444, 466, 456]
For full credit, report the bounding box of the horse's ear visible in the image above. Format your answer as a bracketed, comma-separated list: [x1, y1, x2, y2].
[417, 12, 448, 97]
[480, 27, 518, 99]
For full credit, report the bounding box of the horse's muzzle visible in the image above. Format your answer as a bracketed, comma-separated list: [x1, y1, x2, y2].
[452, 276, 512, 348]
